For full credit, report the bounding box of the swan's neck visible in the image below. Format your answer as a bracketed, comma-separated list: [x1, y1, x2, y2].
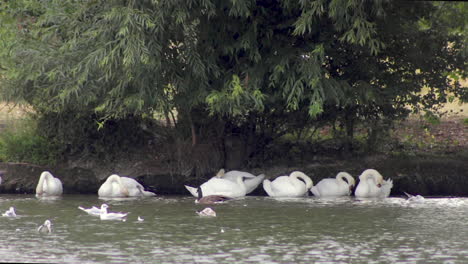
[291, 172, 313, 189]
[36, 173, 50, 194]
[108, 175, 129, 196]
[337, 172, 355, 186]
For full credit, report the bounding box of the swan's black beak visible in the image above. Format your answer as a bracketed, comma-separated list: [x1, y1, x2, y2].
[377, 184, 382, 188]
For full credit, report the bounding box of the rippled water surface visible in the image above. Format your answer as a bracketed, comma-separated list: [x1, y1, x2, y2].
[0, 194, 467, 263]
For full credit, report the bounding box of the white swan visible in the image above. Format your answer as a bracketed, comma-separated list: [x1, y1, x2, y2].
[37, 220, 52, 233]
[263, 171, 313, 197]
[99, 204, 128, 221]
[196, 170, 248, 198]
[310, 172, 356, 197]
[98, 174, 156, 197]
[36, 171, 63, 197]
[2, 207, 17, 217]
[78, 205, 103, 216]
[354, 169, 393, 198]
[185, 169, 265, 197]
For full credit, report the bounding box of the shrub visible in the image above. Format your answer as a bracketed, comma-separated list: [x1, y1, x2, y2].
[0, 119, 60, 165]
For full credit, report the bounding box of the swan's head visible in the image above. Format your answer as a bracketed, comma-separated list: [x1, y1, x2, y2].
[215, 169, 225, 178]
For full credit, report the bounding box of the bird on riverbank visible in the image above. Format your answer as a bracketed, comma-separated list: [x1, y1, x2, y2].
[355, 169, 393, 198]
[98, 174, 156, 197]
[36, 171, 63, 197]
[2, 207, 17, 217]
[78, 205, 104, 216]
[196, 207, 217, 217]
[37, 220, 52, 233]
[263, 171, 313, 197]
[311, 172, 356, 197]
[99, 204, 128, 221]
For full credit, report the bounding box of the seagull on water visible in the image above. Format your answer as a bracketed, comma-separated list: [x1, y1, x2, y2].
[2, 207, 17, 217]
[37, 220, 52, 233]
[99, 204, 128, 221]
[78, 204, 104, 216]
[196, 207, 217, 217]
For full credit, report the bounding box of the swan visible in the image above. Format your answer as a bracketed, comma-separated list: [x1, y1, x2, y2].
[99, 204, 128, 221]
[185, 169, 265, 197]
[98, 174, 156, 197]
[354, 169, 393, 198]
[196, 171, 248, 198]
[37, 220, 52, 233]
[2, 207, 17, 217]
[195, 186, 232, 204]
[196, 207, 217, 217]
[310, 172, 356, 197]
[263, 171, 313, 197]
[78, 205, 103, 216]
[36, 171, 63, 197]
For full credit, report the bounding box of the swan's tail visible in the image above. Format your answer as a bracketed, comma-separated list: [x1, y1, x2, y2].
[78, 206, 86, 212]
[184, 185, 199, 197]
[310, 186, 320, 197]
[244, 174, 266, 194]
[380, 179, 393, 198]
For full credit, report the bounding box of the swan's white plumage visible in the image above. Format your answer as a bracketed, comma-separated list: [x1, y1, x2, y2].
[199, 176, 247, 198]
[263, 171, 313, 197]
[99, 204, 128, 221]
[185, 169, 264, 197]
[36, 171, 63, 197]
[354, 169, 393, 198]
[2, 207, 17, 217]
[310, 172, 355, 197]
[98, 174, 155, 197]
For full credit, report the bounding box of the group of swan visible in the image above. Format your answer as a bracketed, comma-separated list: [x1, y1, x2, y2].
[187, 168, 393, 199]
[33, 171, 155, 198]
[14, 168, 393, 199]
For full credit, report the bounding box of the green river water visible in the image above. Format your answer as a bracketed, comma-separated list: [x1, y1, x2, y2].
[0, 194, 467, 263]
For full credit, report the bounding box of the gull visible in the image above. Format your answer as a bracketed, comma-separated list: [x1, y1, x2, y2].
[37, 220, 52, 233]
[78, 205, 104, 216]
[404, 192, 425, 203]
[2, 207, 17, 217]
[196, 207, 217, 217]
[99, 204, 128, 221]
[137, 216, 144, 222]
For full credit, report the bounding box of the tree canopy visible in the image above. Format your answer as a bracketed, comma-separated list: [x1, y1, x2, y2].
[0, 0, 465, 163]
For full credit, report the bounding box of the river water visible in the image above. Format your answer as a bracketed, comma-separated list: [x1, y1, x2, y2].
[0, 194, 467, 263]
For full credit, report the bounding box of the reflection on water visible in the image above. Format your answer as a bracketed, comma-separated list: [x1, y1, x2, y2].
[0, 195, 467, 263]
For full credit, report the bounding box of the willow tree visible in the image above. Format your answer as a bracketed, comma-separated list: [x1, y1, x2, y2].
[0, 0, 465, 163]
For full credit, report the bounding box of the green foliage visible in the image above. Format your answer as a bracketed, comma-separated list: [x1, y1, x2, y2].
[0, 119, 59, 165]
[0, 0, 465, 164]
